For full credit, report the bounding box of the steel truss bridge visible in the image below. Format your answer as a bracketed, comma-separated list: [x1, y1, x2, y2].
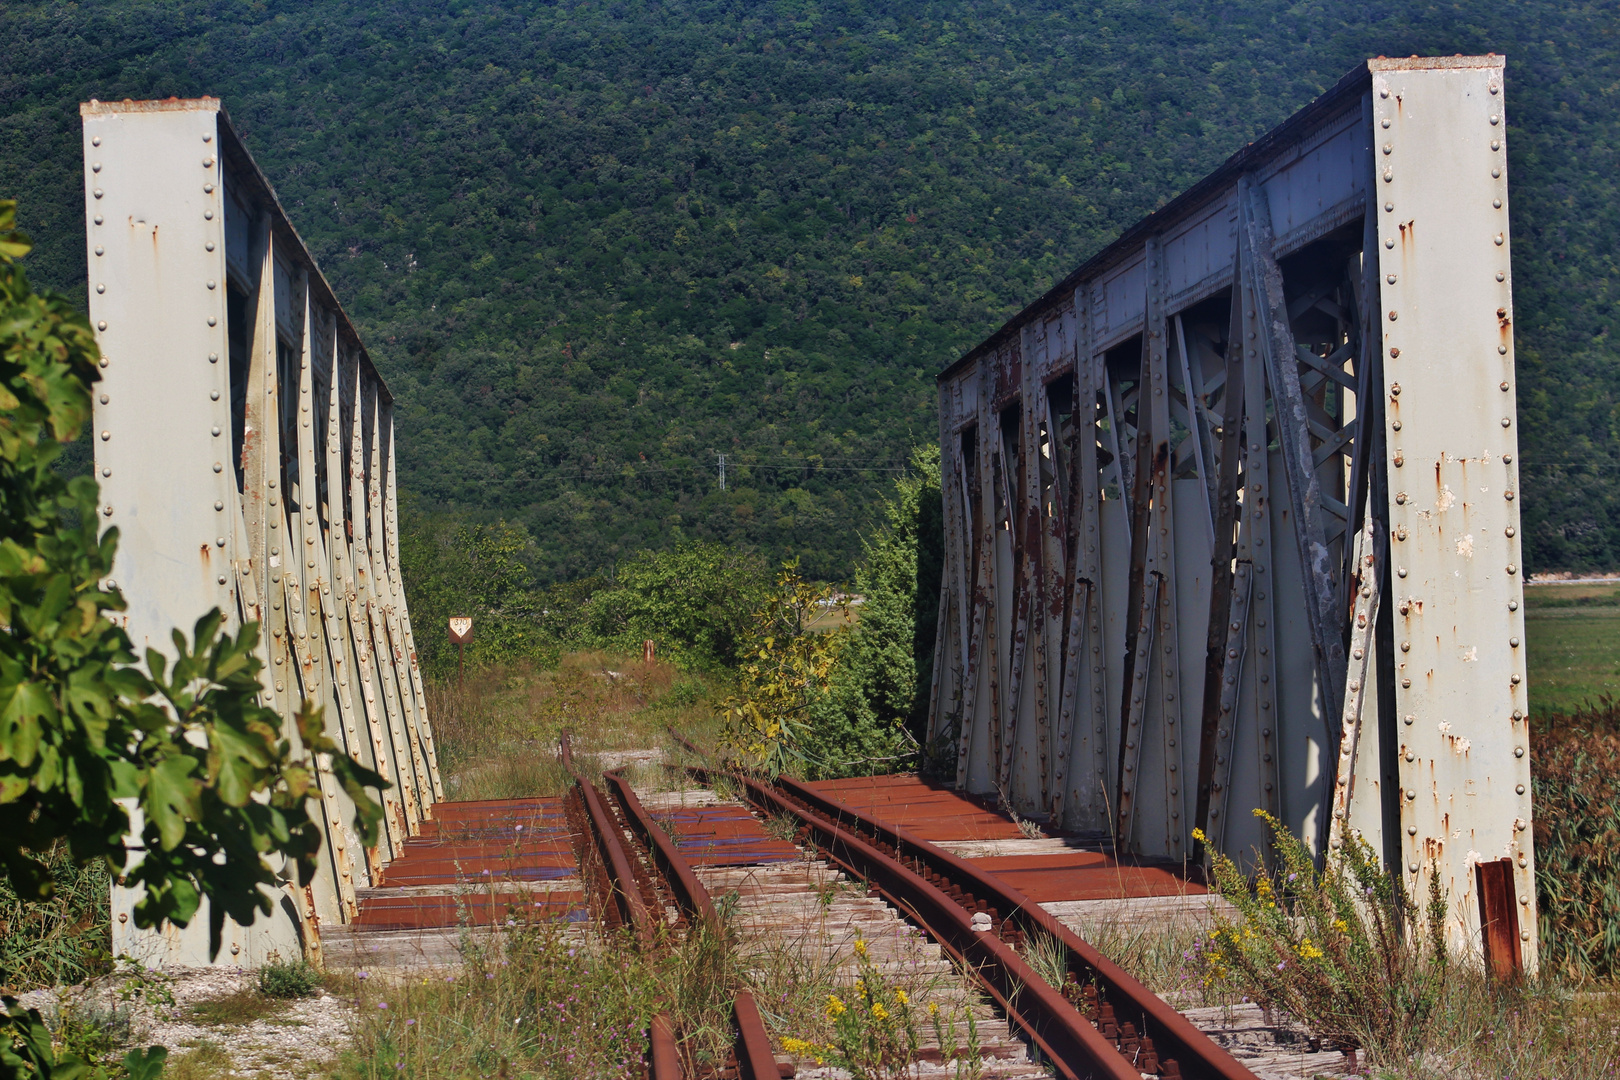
[82, 97, 440, 966]
[927, 56, 1535, 974]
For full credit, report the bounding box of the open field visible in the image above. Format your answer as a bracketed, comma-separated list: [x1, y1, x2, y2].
[1526, 582, 1620, 713]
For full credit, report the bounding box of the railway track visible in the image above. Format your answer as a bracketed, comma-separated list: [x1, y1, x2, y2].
[668, 735, 1260, 1080]
[562, 734, 784, 1080]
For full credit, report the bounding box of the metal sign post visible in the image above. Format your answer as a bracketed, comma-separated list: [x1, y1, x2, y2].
[448, 617, 473, 688]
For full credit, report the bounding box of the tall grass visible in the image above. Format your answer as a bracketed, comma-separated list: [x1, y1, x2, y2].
[0, 843, 111, 992]
[426, 653, 722, 800]
[1533, 696, 1620, 981]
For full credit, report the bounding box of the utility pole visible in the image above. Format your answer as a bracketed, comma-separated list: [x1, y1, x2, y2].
[717, 453, 727, 492]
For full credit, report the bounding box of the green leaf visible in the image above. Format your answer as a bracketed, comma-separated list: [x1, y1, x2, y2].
[124, 1044, 169, 1080]
[145, 755, 201, 851]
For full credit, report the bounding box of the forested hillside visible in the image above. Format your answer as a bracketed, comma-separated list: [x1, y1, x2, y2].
[3, 1, 1616, 579]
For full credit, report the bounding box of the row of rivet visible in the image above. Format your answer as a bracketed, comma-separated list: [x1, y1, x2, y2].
[1381, 75, 1532, 936]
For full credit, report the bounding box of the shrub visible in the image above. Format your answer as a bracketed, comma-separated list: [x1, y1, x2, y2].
[1193, 811, 1449, 1064]
[257, 957, 322, 999]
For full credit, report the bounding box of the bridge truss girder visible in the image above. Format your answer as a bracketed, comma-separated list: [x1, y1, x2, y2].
[929, 57, 1534, 971]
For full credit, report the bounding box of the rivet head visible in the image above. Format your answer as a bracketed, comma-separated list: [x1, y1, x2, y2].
[211, 426, 221, 436]
[204, 183, 215, 194]
[204, 209, 214, 220]
[1496, 272, 1505, 282]
[1501, 416, 1511, 427]
[1398, 567, 1408, 578]
[99, 357, 109, 368]
[1491, 140, 1501, 151]
[207, 280, 217, 290]
[218, 575, 227, 585]
[1490, 84, 1500, 95]
[1490, 115, 1501, 126]
[96, 320, 107, 331]
[1380, 88, 1389, 99]
[96, 283, 105, 294]
[102, 505, 113, 516]
[1493, 199, 1502, 210]
[91, 161, 102, 173]
[1516, 784, 1525, 795]
[94, 246, 104, 256]
[1391, 383, 1401, 396]
[1506, 526, 1516, 538]
[100, 430, 110, 441]
[1494, 233, 1504, 246]
[1521, 930, 1531, 941]
[1501, 381, 1510, 392]
[211, 389, 220, 401]
[93, 215, 102, 225]
[93, 188, 103, 199]
[1492, 168, 1502, 179]
[1406, 789, 1416, 800]
[206, 241, 215, 252]
[1395, 492, 1407, 505]
[213, 462, 224, 473]
[1388, 310, 1398, 321]
[1394, 454, 1404, 467]
[1381, 118, 1391, 129]
[215, 500, 225, 511]
[1409, 862, 1419, 873]
[1505, 490, 1515, 501]
[92, 136, 101, 147]
[1507, 564, 1518, 575]
[209, 352, 219, 363]
[216, 537, 226, 547]
[1509, 599, 1519, 611]
[1387, 273, 1397, 284]
[203, 156, 215, 167]
[101, 467, 111, 478]
[1401, 641, 1411, 652]
[1499, 344, 1508, 354]
[1510, 637, 1520, 647]
[1385, 237, 1395, 248]
[207, 316, 217, 326]
[1383, 169, 1393, 183]
[1515, 746, 1525, 758]
[1389, 348, 1400, 360]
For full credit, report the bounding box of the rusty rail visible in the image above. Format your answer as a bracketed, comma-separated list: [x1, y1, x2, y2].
[767, 774, 1257, 1080]
[561, 734, 785, 1080]
[667, 731, 1254, 1080]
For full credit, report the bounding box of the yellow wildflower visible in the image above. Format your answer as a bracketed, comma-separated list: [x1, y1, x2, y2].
[928, 1001, 940, 1018]
[895, 990, 909, 1007]
[782, 1038, 819, 1057]
[826, 995, 846, 1018]
[1333, 919, 1349, 933]
[855, 978, 867, 1000]
[1191, 827, 1207, 843]
[1297, 939, 1324, 961]
[853, 938, 868, 958]
[871, 1002, 890, 1021]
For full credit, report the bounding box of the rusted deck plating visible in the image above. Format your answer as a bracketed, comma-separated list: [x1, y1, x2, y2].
[809, 774, 1207, 904]
[353, 776, 1202, 929]
[353, 798, 586, 930]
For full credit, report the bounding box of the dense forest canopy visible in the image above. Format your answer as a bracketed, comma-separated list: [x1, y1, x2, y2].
[2, 0, 1616, 579]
